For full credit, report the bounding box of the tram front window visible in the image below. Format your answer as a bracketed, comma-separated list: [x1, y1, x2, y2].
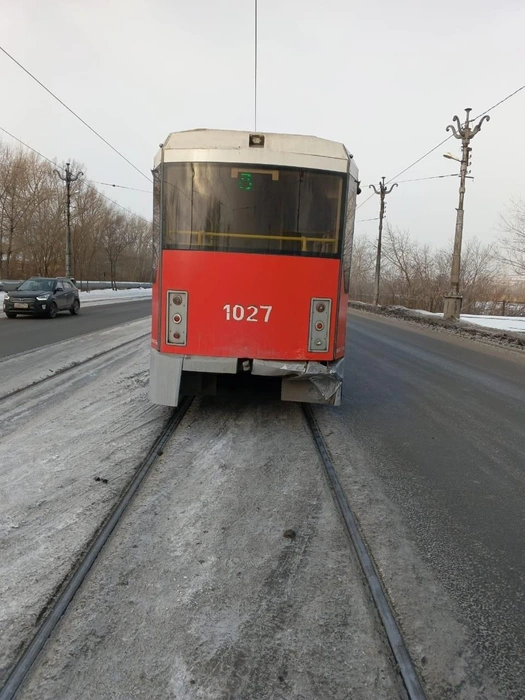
[161, 163, 345, 257]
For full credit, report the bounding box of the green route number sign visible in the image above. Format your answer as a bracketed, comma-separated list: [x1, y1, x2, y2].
[238, 172, 253, 191]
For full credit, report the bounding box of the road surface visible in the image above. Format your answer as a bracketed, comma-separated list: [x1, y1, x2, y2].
[316, 310, 525, 698]
[0, 300, 151, 359]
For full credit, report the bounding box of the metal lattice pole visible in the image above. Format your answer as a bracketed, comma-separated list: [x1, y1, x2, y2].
[443, 108, 489, 320]
[369, 177, 398, 306]
[54, 162, 83, 278]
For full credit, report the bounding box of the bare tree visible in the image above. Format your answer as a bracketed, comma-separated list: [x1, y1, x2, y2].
[348, 234, 375, 300]
[0, 138, 154, 283]
[500, 198, 525, 276]
[0, 146, 38, 276]
[459, 238, 500, 311]
[351, 223, 505, 314]
[100, 210, 132, 288]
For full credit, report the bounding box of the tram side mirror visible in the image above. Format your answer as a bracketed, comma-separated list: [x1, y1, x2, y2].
[356, 181, 362, 195]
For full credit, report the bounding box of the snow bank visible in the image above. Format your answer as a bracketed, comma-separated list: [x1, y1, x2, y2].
[461, 314, 525, 333]
[414, 310, 525, 334]
[0, 287, 152, 310]
[79, 288, 151, 306]
[0, 318, 150, 400]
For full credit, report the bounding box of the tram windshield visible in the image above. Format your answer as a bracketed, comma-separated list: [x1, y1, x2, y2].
[160, 163, 346, 257]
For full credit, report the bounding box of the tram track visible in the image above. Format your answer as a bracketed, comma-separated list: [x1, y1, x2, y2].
[2, 396, 425, 699]
[0, 332, 150, 404]
[0, 398, 192, 700]
[302, 404, 427, 700]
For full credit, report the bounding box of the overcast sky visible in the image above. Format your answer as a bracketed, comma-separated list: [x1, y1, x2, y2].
[1, 0, 524, 248]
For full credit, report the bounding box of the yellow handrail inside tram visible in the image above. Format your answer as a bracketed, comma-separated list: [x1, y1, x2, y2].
[166, 229, 338, 252]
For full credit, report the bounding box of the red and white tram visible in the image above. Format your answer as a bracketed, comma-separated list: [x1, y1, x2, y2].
[149, 129, 359, 406]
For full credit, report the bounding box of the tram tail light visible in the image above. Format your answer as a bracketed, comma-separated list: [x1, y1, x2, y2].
[166, 291, 188, 346]
[309, 298, 331, 352]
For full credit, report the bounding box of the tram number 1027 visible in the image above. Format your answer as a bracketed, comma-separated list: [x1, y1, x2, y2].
[223, 304, 273, 323]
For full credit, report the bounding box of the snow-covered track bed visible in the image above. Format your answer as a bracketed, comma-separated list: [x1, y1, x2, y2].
[0, 319, 150, 403]
[0, 401, 191, 700]
[1, 381, 424, 699]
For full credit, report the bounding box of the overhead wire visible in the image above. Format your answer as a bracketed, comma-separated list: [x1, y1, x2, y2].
[0, 45, 152, 184]
[0, 125, 151, 224]
[396, 173, 461, 183]
[0, 46, 197, 207]
[357, 82, 525, 211]
[2, 41, 523, 225]
[91, 180, 152, 194]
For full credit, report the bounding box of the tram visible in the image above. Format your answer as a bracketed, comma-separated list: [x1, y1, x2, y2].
[149, 129, 359, 406]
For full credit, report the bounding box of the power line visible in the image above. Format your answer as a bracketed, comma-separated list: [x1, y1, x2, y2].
[385, 135, 453, 186]
[358, 82, 525, 209]
[472, 83, 525, 120]
[397, 173, 461, 183]
[254, 0, 258, 131]
[0, 125, 151, 223]
[91, 180, 152, 194]
[356, 174, 461, 214]
[355, 191, 376, 211]
[386, 83, 525, 185]
[0, 125, 55, 169]
[0, 45, 152, 184]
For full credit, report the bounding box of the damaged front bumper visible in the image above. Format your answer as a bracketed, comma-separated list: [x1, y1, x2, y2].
[252, 358, 344, 405]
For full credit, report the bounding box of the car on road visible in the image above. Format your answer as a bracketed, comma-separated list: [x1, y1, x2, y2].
[3, 277, 80, 319]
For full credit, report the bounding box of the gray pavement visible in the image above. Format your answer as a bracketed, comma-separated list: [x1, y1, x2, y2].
[0, 300, 151, 359]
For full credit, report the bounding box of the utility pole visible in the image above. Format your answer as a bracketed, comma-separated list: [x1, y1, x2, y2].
[443, 107, 489, 320]
[369, 177, 398, 306]
[54, 162, 83, 278]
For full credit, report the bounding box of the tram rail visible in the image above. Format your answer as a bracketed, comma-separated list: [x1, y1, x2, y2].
[0, 399, 192, 700]
[303, 404, 427, 700]
[1, 396, 426, 699]
[0, 332, 150, 404]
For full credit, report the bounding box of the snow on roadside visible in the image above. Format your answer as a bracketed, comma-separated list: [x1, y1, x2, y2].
[0, 318, 150, 400]
[78, 288, 152, 307]
[0, 332, 169, 680]
[414, 309, 525, 334]
[461, 314, 525, 333]
[0, 287, 152, 310]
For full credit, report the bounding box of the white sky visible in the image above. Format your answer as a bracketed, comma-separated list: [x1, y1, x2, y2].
[1, 0, 524, 248]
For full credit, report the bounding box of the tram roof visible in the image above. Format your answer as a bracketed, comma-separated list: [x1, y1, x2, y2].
[155, 129, 358, 177]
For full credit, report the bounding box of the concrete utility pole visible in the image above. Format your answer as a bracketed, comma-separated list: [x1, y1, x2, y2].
[54, 162, 83, 278]
[443, 107, 489, 320]
[369, 177, 398, 306]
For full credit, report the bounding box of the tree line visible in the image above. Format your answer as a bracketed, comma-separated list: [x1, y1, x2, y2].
[0, 142, 153, 285]
[350, 214, 525, 315]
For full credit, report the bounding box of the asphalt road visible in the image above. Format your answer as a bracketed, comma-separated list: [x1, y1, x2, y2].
[320, 310, 525, 698]
[0, 300, 151, 359]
